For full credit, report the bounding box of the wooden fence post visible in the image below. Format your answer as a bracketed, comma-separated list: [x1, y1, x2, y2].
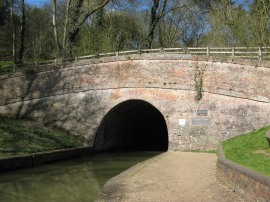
[232, 47, 235, 58]
[35, 61, 38, 70]
[207, 47, 210, 57]
[259, 47, 262, 61]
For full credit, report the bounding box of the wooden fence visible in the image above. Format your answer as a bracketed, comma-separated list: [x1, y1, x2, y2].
[1, 47, 270, 75]
[76, 47, 270, 61]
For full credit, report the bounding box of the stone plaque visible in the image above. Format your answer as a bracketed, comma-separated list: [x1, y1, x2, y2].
[197, 110, 208, 116]
[179, 119, 186, 126]
[192, 118, 211, 125]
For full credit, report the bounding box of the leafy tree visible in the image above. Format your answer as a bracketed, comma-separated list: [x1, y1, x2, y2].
[249, 0, 270, 46]
[63, 0, 111, 59]
[158, 0, 206, 47]
[202, 0, 249, 46]
[0, 0, 9, 26]
[18, 0, 25, 63]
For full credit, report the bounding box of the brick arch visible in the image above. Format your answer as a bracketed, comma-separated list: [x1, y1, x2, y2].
[93, 99, 168, 152]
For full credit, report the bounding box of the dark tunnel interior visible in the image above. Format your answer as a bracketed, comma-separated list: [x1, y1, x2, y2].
[94, 100, 168, 152]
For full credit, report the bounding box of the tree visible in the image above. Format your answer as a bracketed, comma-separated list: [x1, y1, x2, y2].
[63, 0, 111, 59]
[18, 0, 25, 63]
[7, 0, 16, 71]
[157, 0, 206, 47]
[0, 0, 9, 26]
[201, 0, 249, 46]
[52, 0, 62, 56]
[249, 0, 270, 46]
[146, 0, 168, 48]
[24, 6, 55, 60]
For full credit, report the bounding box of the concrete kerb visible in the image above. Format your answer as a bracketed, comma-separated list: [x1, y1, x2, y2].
[0, 146, 93, 171]
[217, 143, 270, 200]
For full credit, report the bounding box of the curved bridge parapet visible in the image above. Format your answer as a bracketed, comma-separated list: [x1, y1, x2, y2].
[0, 53, 270, 151]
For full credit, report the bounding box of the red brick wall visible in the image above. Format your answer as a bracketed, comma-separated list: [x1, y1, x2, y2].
[0, 54, 269, 150]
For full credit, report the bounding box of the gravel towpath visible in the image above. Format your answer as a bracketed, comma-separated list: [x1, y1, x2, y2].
[97, 152, 243, 202]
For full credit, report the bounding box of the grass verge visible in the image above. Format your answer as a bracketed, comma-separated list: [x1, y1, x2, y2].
[0, 115, 85, 158]
[222, 126, 270, 176]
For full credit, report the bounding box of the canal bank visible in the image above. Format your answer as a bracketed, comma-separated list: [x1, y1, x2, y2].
[97, 152, 243, 202]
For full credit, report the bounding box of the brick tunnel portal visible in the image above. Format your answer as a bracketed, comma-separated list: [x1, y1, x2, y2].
[94, 100, 169, 152]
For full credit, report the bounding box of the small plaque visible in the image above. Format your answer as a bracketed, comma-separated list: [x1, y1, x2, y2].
[192, 118, 211, 125]
[179, 119, 186, 126]
[197, 110, 208, 116]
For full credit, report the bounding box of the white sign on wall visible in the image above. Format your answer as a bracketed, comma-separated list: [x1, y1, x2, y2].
[179, 119, 186, 126]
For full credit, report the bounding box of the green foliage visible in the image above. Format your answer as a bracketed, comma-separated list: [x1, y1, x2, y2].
[222, 126, 270, 176]
[0, 115, 85, 158]
[0, 0, 8, 26]
[0, 61, 12, 74]
[1, 0, 270, 64]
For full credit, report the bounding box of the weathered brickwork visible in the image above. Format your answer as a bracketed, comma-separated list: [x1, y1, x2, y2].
[217, 145, 270, 201]
[0, 54, 270, 150]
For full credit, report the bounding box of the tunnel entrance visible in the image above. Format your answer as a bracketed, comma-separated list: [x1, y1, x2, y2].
[94, 100, 168, 152]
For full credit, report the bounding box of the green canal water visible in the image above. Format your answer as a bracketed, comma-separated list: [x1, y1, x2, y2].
[0, 152, 160, 202]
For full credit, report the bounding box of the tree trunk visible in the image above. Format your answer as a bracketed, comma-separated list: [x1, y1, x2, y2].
[62, 0, 71, 53]
[8, 0, 16, 71]
[52, 0, 62, 56]
[63, 0, 111, 59]
[146, 0, 168, 49]
[18, 0, 25, 64]
[146, 0, 160, 49]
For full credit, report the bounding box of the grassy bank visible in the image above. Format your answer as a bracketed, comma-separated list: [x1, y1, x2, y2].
[222, 126, 270, 176]
[0, 115, 85, 158]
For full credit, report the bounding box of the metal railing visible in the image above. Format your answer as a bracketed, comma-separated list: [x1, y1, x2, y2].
[1, 47, 270, 75]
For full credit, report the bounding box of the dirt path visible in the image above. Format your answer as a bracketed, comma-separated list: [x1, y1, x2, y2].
[97, 152, 243, 202]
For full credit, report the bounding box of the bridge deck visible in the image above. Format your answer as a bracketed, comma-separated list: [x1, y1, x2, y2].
[98, 152, 243, 202]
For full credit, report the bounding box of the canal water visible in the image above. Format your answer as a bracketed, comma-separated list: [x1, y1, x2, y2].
[0, 152, 160, 202]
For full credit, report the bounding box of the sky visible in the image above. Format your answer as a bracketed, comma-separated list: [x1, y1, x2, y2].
[25, 0, 49, 7]
[25, 0, 248, 8]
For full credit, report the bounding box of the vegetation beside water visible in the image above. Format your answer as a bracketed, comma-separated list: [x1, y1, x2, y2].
[0, 115, 85, 158]
[222, 126, 270, 176]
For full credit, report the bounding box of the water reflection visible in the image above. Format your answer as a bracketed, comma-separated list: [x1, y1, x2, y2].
[0, 152, 160, 202]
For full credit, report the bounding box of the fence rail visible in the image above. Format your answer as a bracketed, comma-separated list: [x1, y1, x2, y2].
[1, 47, 270, 75]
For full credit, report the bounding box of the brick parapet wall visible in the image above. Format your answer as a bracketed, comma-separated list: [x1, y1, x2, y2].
[1, 54, 270, 106]
[1, 54, 270, 79]
[0, 53, 270, 150]
[217, 143, 270, 201]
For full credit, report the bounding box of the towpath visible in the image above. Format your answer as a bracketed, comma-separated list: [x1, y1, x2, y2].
[97, 152, 243, 202]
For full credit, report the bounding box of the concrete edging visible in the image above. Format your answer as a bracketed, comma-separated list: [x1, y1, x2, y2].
[217, 143, 270, 201]
[0, 146, 93, 171]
